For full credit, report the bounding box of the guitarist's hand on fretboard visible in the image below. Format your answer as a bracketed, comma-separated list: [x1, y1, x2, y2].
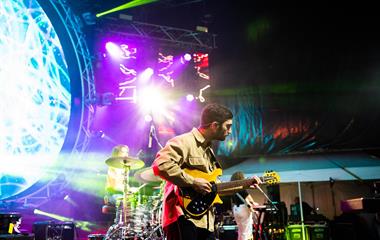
[192, 177, 212, 194]
[249, 175, 263, 189]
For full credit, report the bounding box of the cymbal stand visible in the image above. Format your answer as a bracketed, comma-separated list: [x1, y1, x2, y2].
[106, 163, 134, 240]
[122, 163, 131, 225]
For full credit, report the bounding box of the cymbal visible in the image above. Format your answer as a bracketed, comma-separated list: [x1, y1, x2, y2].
[105, 156, 145, 170]
[134, 167, 162, 183]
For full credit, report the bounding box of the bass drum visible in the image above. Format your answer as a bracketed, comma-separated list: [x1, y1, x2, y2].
[142, 197, 164, 240]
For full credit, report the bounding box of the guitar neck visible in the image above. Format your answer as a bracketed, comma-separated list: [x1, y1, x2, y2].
[216, 177, 263, 193]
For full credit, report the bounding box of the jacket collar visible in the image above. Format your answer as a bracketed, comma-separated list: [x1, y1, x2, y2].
[191, 127, 211, 148]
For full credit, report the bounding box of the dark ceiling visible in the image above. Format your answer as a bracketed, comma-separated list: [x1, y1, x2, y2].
[68, 1, 380, 86]
[68, 0, 380, 158]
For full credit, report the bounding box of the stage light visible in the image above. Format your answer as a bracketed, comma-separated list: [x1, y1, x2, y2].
[138, 86, 166, 114]
[81, 12, 96, 25]
[184, 53, 192, 61]
[91, 130, 118, 144]
[96, 0, 158, 18]
[63, 195, 78, 207]
[144, 114, 153, 122]
[96, 92, 115, 106]
[139, 67, 154, 82]
[34, 209, 96, 231]
[186, 94, 194, 102]
[105, 42, 122, 58]
[34, 209, 68, 222]
[196, 26, 208, 33]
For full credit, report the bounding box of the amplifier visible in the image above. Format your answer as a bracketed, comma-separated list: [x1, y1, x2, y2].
[308, 225, 329, 240]
[286, 224, 329, 240]
[286, 224, 309, 240]
[33, 221, 75, 240]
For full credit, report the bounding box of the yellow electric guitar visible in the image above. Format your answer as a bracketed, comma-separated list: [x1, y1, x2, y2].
[177, 168, 280, 218]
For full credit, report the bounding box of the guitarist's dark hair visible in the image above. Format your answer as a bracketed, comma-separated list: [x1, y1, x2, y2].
[200, 103, 233, 127]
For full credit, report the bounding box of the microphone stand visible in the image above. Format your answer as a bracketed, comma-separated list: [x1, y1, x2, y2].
[255, 184, 278, 211]
[148, 120, 163, 150]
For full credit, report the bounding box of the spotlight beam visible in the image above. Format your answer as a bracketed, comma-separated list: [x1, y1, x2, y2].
[34, 209, 98, 231]
[96, 0, 158, 18]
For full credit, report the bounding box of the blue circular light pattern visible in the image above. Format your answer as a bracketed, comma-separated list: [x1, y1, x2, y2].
[0, 0, 70, 199]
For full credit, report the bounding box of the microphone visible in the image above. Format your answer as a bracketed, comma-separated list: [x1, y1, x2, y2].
[148, 124, 154, 148]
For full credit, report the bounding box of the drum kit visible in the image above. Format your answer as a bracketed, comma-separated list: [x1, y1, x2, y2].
[103, 154, 165, 240]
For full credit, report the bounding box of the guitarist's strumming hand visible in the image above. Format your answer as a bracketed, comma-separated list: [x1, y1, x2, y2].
[192, 177, 212, 194]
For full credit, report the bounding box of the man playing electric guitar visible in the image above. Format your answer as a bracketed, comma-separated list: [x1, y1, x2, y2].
[152, 103, 234, 240]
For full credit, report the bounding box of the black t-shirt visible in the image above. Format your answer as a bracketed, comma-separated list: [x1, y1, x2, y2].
[231, 190, 249, 206]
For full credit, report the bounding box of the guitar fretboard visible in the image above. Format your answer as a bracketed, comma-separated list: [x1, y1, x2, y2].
[216, 177, 264, 192]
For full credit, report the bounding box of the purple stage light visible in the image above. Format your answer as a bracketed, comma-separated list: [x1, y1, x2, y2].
[138, 86, 166, 114]
[105, 42, 121, 58]
[144, 114, 153, 122]
[140, 67, 154, 82]
[186, 94, 194, 102]
[184, 53, 192, 61]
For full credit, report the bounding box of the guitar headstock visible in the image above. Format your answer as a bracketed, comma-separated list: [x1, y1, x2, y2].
[262, 170, 280, 185]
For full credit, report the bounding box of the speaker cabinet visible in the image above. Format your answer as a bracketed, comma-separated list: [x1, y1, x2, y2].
[33, 221, 75, 240]
[286, 224, 309, 240]
[267, 184, 280, 203]
[308, 225, 329, 240]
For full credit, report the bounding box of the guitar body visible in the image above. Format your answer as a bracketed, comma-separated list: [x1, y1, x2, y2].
[177, 168, 280, 218]
[178, 168, 223, 218]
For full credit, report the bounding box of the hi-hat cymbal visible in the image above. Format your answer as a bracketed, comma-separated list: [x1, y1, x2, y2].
[105, 156, 145, 170]
[134, 167, 162, 183]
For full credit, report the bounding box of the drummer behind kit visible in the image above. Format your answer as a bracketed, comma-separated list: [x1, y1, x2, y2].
[102, 145, 164, 240]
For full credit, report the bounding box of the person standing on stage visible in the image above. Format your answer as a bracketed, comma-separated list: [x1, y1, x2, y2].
[152, 103, 233, 240]
[230, 171, 260, 240]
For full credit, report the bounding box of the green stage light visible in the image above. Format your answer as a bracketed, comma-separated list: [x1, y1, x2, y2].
[96, 0, 157, 18]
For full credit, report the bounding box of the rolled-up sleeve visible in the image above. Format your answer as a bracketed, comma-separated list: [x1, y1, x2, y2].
[152, 138, 194, 187]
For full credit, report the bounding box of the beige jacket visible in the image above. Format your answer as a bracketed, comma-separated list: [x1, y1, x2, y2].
[152, 128, 221, 231]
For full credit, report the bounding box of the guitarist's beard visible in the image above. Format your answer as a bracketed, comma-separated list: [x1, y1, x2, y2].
[213, 126, 229, 141]
[216, 135, 227, 141]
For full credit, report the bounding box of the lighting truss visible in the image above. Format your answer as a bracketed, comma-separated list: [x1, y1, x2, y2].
[50, 0, 96, 155]
[2, 0, 97, 209]
[97, 16, 216, 50]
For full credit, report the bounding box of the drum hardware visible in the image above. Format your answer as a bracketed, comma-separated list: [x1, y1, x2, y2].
[104, 148, 164, 240]
[105, 150, 142, 239]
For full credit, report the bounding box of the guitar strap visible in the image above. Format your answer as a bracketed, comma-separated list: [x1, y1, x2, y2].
[208, 147, 222, 169]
